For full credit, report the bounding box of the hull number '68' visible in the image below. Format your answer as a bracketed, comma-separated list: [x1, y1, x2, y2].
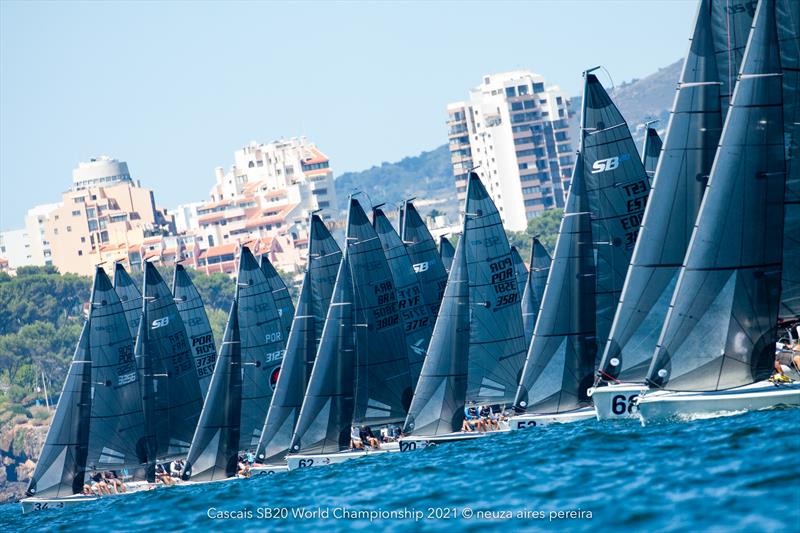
[611, 394, 639, 415]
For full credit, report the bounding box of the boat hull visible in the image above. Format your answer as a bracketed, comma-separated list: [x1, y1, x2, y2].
[250, 464, 289, 476]
[588, 383, 646, 420]
[508, 406, 595, 430]
[286, 442, 399, 470]
[638, 381, 800, 423]
[398, 431, 494, 451]
[21, 495, 98, 514]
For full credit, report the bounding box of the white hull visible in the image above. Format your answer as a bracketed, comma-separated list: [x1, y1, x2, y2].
[250, 463, 289, 476]
[588, 383, 646, 420]
[399, 430, 496, 451]
[286, 442, 399, 470]
[20, 480, 157, 514]
[638, 380, 800, 423]
[508, 406, 595, 430]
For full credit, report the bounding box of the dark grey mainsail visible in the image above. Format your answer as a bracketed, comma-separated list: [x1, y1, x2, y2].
[777, 0, 800, 320]
[259, 254, 295, 339]
[463, 173, 528, 404]
[114, 263, 142, 339]
[347, 199, 413, 424]
[401, 201, 449, 317]
[289, 255, 356, 455]
[440, 236, 455, 273]
[173, 264, 217, 397]
[134, 308, 164, 482]
[143, 262, 202, 458]
[515, 71, 650, 413]
[237, 246, 286, 451]
[597, 0, 725, 383]
[641, 124, 663, 184]
[26, 323, 91, 498]
[86, 267, 146, 470]
[182, 300, 242, 482]
[521, 237, 551, 346]
[647, 0, 786, 391]
[255, 214, 342, 464]
[373, 206, 435, 384]
[510, 245, 528, 300]
[710, 0, 756, 113]
[403, 237, 470, 435]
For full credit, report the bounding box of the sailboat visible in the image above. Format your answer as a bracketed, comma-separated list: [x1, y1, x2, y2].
[114, 262, 142, 339]
[400, 172, 525, 447]
[259, 254, 295, 339]
[252, 214, 342, 472]
[373, 205, 435, 384]
[638, 0, 800, 421]
[439, 236, 455, 274]
[285, 198, 413, 469]
[589, 0, 732, 420]
[172, 264, 217, 397]
[510, 245, 528, 300]
[521, 237, 551, 346]
[400, 200, 449, 317]
[22, 267, 153, 513]
[640, 121, 662, 184]
[510, 68, 651, 429]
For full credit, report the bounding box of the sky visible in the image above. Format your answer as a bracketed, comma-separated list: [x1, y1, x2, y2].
[0, 0, 698, 230]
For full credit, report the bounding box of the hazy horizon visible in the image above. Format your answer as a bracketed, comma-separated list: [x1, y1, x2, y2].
[0, 0, 697, 230]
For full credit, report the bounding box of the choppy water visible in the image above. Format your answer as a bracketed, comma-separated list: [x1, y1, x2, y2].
[3, 408, 799, 532]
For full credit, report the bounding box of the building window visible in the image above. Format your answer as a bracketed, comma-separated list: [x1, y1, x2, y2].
[533, 82, 545, 93]
[81, 237, 86, 243]
[88, 220, 98, 231]
[78, 250, 83, 256]
[518, 85, 528, 95]
[73, 197, 85, 204]
[66, 226, 72, 232]
[71, 210, 81, 216]
[53, 228, 59, 235]
[505, 87, 516, 97]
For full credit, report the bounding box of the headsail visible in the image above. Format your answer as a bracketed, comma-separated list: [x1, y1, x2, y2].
[236, 247, 286, 451]
[347, 199, 413, 424]
[289, 255, 356, 455]
[401, 201, 449, 317]
[403, 237, 470, 436]
[521, 237, 551, 346]
[463, 173, 527, 404]
[182, 300, 242, 482]
[26, 323, 91, 498]
[373, 206, 435, 384]
[515, 71, 650, 413]
[440, 236, 455, 273]
[597, 0, 724, 383]
[143, 262, 203, 459]
[510, 246, 528, 301]
[86, 267, 145, 470]
[259, 255, 295, 339]
[641, 124, 663, 184]
[647, 0, 786, 391]
[256, 214, 342, 464]
[172, 264, 217, 397]
[114, 263, 142, 339]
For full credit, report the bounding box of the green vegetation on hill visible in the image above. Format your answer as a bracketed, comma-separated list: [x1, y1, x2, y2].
[506, 208, 563, 261]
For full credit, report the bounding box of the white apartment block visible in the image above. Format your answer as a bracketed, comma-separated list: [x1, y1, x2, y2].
[0, 228, 32, 269]
[447, 71, 574, 231]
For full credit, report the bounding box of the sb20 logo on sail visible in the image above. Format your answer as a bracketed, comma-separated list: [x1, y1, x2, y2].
[151, 316, 170, 329]
[591, 153, 630, 174]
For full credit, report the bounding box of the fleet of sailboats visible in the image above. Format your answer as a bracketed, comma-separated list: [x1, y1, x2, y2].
[20, 0, 799, 514]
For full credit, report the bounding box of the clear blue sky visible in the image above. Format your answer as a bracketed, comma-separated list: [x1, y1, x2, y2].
[0, 0, 697, 230]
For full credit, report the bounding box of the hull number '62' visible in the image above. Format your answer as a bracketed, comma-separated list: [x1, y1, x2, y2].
[297, 459, 314, 468]
[611, 394, 639, 415]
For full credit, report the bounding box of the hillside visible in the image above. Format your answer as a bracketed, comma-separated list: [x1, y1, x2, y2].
[335, 60, 683, 217]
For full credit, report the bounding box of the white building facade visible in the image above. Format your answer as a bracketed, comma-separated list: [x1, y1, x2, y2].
[447, 71, 574, 231]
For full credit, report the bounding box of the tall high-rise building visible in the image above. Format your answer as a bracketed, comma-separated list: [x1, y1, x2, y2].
[447, 71, 574, 231]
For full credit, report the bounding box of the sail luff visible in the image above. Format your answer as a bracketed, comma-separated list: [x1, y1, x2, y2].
[439, 236, 456, 274]
[510, 246, 528, 301]
[521, 237, 552, 346]
[259, 255, 296, 339]
[401, 201, 449, 317]
[114, 263, 142, 339]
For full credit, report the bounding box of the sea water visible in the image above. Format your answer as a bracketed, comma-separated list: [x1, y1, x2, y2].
[2, 408, 798, 532]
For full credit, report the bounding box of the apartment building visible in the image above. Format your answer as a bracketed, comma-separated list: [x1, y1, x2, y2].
[447, 71, 574, 231]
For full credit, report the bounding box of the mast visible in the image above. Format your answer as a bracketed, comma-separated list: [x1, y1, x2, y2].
[403, 236, 470, 435]
[85, 267, 146, 471]
[114, 262, 142, 339]
[647, 0, 786, 391]
[182, 299, 243, 482]
[463, 172, 528, 404]
[347, 198, 413, 424]
[236, 246, 286, 451]
[521, 237, 551, 346]
[373, 206, 435, 385]
[597, 0, 724, 383]
[26, 323, 92, 498]
[515, 69, 650, 413]
[173, 264, 217, 397]
[134, 306, 163, 482]
[143, 262, 203, 459]
[400, 200, 449, 317]
[255, 214, 342, 464]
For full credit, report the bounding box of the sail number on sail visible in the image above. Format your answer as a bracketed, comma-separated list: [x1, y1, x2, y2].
[490, 255, 518, 308]
[620, 179, 649, 249]
[373, 279, 400, 330]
